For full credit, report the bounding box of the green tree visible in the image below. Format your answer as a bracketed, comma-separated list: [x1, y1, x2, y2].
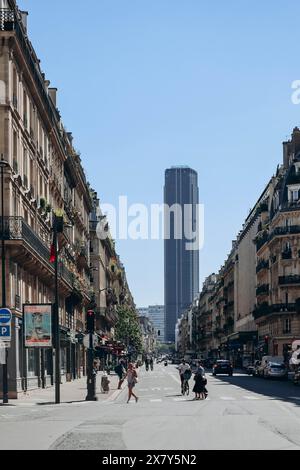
[115, 306, 143, 354]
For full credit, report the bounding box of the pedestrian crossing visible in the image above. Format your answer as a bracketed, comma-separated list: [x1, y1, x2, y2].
[105, 394, 268, 405]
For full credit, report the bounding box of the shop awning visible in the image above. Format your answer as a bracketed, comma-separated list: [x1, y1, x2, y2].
[227, 331, 258, 344]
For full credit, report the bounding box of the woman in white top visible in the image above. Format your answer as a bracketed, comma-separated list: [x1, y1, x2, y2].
[126, 363, 139, 403]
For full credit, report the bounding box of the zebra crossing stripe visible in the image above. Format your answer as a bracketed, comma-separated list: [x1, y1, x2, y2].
[150, 399, 162, 402]
[220, 397, 235, 400]
[243, 396, 260, 400]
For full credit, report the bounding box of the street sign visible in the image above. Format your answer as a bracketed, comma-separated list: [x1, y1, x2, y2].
[0, 308, 12, 324]
[0, 308, 12, 342]
[0, 325, 10, 337]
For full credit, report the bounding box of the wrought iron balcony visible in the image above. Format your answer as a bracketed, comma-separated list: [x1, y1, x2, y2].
[256, 259, 269, 273]
[253, 302, 296, 320]
[1, 216, 78, 291]
[0, 8, 14, 31]
[271, 225, 300, 238]
[256, 284, 269, 296]
[255, 231, 269, 251]
[279, 275, 300, 285]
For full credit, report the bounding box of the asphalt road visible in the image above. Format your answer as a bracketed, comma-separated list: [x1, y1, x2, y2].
[1, 364, 300, 450]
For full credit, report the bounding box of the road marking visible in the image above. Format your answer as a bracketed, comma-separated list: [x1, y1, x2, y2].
[106, 388, 124, 402]
[220, 397, 235, 400]
[164, 387, 174, 390]
[150, 399, 162, 403]
[139, 388, 149, 392]
[151, 387, 161, 391]
[243, 396, 260, 400]
[173, 397, 186, 401]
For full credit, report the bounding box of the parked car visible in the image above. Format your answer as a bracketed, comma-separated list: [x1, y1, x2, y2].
[212, 360, 233, 376]
[257, 356, 284, 377]
[263, 362, 287, 379]
[246, 364, 256, 375]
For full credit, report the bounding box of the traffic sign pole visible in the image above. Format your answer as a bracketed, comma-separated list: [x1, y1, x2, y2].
[86, 310, 98, 401]
[1, 159, 9, 404]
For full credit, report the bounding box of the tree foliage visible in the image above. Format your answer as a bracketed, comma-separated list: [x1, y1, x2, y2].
[115, 306, 143, 354]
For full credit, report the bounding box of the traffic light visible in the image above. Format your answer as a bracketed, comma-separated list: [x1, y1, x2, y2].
[86, 310, 95, 333]
[264, 335, 269, 354]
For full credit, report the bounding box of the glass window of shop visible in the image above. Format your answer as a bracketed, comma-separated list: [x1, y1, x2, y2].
[27, 348, 39, 377]
[60, 348, 67, 375]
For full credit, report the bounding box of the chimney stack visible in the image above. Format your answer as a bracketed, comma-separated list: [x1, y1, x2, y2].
[48, 88, 57, 107]
[20, 11, 28, 33]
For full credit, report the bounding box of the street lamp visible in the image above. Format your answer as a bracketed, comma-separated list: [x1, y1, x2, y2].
[51, 216, 72, 404]
[0, 156, 9, 404]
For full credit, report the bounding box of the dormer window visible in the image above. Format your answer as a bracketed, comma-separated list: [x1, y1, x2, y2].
[288, 185, 300, 203]
[291, 189, 299, 202]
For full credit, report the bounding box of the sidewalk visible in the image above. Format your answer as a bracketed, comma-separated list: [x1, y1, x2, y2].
[11, 372, 123, 406]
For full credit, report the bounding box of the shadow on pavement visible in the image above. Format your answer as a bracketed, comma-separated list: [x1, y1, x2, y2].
[210, 372, 300, 407]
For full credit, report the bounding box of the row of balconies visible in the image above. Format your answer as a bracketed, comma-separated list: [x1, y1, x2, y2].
[253, 302, 297, 320]
[255, 224, 300, 252]
[2, 216, 91, 300]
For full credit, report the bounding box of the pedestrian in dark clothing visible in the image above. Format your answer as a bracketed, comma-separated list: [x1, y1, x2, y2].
[193, 362, 208, 400]
[115, 360, 126, 390]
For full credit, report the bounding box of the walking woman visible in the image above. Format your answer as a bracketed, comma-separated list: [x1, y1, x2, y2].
[126, 363, 139, 403]
[193, 362, 208, 400]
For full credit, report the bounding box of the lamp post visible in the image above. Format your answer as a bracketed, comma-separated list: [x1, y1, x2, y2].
[51, 213, 65, 404]
[0, 156, 9, 404]
[52, 215, 60, 404]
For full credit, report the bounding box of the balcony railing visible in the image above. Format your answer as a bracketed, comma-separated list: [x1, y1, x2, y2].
[256, 284, 269, 296]
[1, 216, 77, 290]
[271, 225, 300, 238]
[256, 259, 269, 273]
[255, 232, 269, 251]
[0, 8, 14, 31]
[253, 302, 296, 320]
[279, 275, 300, 285]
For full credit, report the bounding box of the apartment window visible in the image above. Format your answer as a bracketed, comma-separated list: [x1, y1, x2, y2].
[23, 90, 27, 127]
[291, 189, 299, 202]
[30, 102, 35, 137]
[13, 189, 17, 216]
[23, 149, 28, 188]
[13, 130, 18, 172]
[13, 68, 18, 107]
[283, 318, 291, 334]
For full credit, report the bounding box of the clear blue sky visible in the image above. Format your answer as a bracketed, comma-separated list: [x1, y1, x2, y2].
[19, 0, 300, 307]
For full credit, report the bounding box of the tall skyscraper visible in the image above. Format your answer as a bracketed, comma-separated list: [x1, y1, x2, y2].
[164, 166, 199, 342]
